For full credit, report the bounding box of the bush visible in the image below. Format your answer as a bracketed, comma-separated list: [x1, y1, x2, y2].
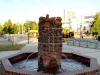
[98, 36, 100, 41]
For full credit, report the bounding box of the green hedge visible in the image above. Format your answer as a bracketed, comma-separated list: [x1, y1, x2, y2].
[98, 36, 100, 41]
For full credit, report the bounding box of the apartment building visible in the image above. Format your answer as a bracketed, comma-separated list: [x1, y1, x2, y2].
[62, 9, 95, 32]
[70, 14, 94, 32]
[62, 9, 76, 28]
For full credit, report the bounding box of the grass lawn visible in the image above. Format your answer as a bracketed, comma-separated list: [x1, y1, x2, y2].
[0, 44, 25, 51]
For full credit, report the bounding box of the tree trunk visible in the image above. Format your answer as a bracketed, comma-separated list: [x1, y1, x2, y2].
[8, 34, 10, 41]
[96, 34, 98, 40]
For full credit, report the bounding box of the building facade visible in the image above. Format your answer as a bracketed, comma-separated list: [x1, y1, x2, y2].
[62, 9, 95, 32]
[70, 14, 94, 32]
[62, 9, 76, 28]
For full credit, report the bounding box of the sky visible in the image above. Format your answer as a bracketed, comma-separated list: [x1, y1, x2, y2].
[0, 0, 100, 23]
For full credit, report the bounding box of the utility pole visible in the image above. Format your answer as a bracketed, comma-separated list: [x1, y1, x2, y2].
[80, 15, 82, 39]
[28, 25, 30, 44]
[20, 24, 23, 39]
[69, 19, 71, 32]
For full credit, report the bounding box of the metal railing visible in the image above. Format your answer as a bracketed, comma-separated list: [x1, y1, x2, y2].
[67, 38, 100, 49]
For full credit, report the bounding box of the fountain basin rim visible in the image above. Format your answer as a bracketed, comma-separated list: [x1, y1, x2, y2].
[0, 52, 99, 75]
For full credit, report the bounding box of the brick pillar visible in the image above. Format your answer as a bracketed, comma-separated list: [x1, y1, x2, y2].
[38, 14, 62, 69]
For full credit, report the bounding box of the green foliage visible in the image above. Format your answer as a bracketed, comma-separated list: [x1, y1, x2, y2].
[2, 19, 13, 34]
[7, 19, 12, 26]
[2, 22, 8, 33]
[98, 36, 100, 41]
[0, 25, 3, 32]
[2, 19, 19, 34]
[91, 17, 100, 32]
[90, 12, 100, 33]
[8, 25, 13, 34]
[2, 19, 38, 34]
[0, 44, 25, 51]
[24, 20, 38, 32]
[12, 24, 19, 34]
[62, 27, 72, 32]
[62, 27, 67, 32]
[8, 19, 13, 34]
[32, 21, 38, 30]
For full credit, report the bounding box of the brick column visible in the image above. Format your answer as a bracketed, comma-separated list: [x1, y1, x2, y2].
[38, 14, 62, 69]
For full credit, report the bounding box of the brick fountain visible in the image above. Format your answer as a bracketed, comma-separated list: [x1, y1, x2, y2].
[0, 14, 99, 75]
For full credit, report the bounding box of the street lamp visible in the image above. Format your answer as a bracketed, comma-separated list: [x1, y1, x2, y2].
[69, 19, 71, 32]
[28, 25, 30, 44]
[80, 15, 82, 39]
[20, 24, 23, 39]
[80, 25, 82, 38]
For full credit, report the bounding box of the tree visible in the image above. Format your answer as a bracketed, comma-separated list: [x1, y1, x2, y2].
[7, 19, 13, 34]
[2, 19, 13, 34]
[3, 22, 8, 33]
[12, 24, 19, 34]
[91, 17, 100, 32]
[32, 21, 38, 30]
[0, 24, 3, 32]
[90, 12, 100, 28]
[24, 20, 38, 32]
[62, 27, 67, 32]
[90, 12, 100, 39]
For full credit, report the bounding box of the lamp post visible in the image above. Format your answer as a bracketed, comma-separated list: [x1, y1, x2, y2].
[80, 25, 82, 38]
[69, 19, 71, 32]
[28, 25, 30, 44]
[17, 23, 20, 36]
[80, 15, 82, 39]
[20, 24, 23, 39]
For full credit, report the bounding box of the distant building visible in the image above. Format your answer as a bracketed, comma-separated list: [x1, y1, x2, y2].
[62, 9, 95, 32]
[83, 14, 94, 31]
[62, 9, 76, 28]
[70, 14, 82, 32]
[70, 14, 95, 32]
[62, 9, 76, 21]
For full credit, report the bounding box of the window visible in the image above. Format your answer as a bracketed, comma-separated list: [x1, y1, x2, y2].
[84, 16, 94, 19]
[84, 21, 89, 23]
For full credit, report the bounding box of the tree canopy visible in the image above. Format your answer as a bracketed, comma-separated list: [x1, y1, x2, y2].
[24, 20, 38, 32]
[1, 19, 38, 34]
[0, 24, 3, 32]
[90, 12, 100, 34]
[2, 19, 19, 34]
[3, 19, 13, 34]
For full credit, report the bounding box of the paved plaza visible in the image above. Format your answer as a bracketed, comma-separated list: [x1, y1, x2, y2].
[0, 37, 100, 74]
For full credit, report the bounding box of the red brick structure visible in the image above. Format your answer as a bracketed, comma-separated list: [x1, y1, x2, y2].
[38, 14, 62, 68]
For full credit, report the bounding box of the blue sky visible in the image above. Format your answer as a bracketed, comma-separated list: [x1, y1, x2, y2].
[0, 0, 100, 23]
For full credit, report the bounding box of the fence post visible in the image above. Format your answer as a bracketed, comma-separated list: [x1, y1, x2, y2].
[95, 40, 98, 49]
[73, 40, 74, 46]
[67, 40, 69, 45]
[79, 39, 80, 47]
[86, 40, 88, 48]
